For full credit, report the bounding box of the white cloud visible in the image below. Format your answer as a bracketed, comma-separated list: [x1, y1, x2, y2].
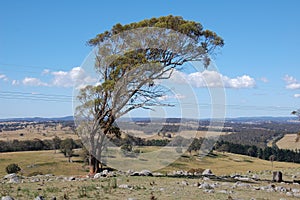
[12, 80, 20, 86]
[294, 94, 300, 98]
[158, 93, 186, 101]
[51, 67, 96, 88]
[284, 75, 300, 89]
[171, 70, 256, 89]
[19, 67, 96, 88]
[284, 75, 297, 84]
[22, 77, 48, 86]
[0, 74, 8, 81]
[286, 83, 300, 90]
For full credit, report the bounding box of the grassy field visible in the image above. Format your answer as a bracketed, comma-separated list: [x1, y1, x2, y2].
[1, 149, 300, 199]
[276, 134, 300, 150]
[0, 123, 79, 141]
[1, 148, 300, 178]
[0, 149, 87, 177]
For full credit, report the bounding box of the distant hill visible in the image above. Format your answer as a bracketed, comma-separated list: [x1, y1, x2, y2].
[0, 116, 74, 122]
[226, 116, 298, 123]
[0, 116, 298, 123]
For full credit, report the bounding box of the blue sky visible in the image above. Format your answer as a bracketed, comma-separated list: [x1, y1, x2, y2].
[0, 0, 300, 118]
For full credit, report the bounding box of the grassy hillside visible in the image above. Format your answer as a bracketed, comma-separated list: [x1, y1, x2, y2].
[0, 149, 87, 177]
[1, 148, 299, 179]
[277, 134, 300, 150]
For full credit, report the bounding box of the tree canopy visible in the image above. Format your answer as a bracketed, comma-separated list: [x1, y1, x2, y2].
[75, 15, 224, 174]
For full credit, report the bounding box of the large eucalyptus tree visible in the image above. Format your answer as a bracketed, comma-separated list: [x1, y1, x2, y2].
[75, 15, 224, 174]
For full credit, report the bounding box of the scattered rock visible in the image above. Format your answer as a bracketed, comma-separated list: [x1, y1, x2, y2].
[8, 175, 20, 184]
[102, 170, 109, 176]
[93, 173, 102, 179]
[294, 193, 300, 198]
[139, 169, 152, 176]
[286, 192, 293, 197]
[119, 184, 130, 189]
[234, 176, 251, 181]
[234, 181, 251, 188]
[203, 189, 214, 193]
[67, 176, 76, 181]
[3, 174, 16, 179]
[199, 182, 213, 189]
[34, 196, 45, 200]
[218, 190, 228, 194]
[292, 188, 300, 193]
[252, 174, 259, 180]
[273, 171, 283, 182]
[202, 169, 213, 176]
[193, 182, 200, 187]
[1, 196, 14, 200]
[30, 178, 40, 183]
[152, 172, 164, 177]
[130, 171, 140, 176]
[275, 186, 287, 192]
[181, 180, 188, 186]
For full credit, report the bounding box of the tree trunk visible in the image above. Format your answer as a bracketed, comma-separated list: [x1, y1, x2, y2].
[89, 154, 100, 175]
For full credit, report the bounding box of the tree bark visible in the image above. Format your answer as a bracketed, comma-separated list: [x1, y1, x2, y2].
[89, 154, 100, 175]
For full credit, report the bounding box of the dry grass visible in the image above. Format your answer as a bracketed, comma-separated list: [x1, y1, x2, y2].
[1, 148, 299, 178]
[0, 124, 79, 141]
[124, 130, 230, 140]
[0, 150, 87, 177]
[276, 134, 300, 150]
[1, 175, 300, 200]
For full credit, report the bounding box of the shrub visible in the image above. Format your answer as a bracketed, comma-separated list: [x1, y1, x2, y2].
[6, 163, 21, 174]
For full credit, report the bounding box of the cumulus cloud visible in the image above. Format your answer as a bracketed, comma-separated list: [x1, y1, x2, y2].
[12, 80, 20, 86]
[20, 67, 96, 88]
[22, 77, 48, 86]
[51, 67, 96, 88]
[284, 75, 300, 90]
[171, 70, 256, 89]
[0, 74, 8, 81]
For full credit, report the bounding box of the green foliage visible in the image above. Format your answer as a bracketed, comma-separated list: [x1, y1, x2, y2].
[121, 144, 132, 152]
[89, 15, 224, 50]
[52, 135, 61, 150]
[60, 138, 75, 161]
[6, 163, 21, 174]
[77, 15, 224, 174]
[215, 140, 300, 164]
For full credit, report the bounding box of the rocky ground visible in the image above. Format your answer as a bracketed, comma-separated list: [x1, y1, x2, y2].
[1, 169, 300, 200]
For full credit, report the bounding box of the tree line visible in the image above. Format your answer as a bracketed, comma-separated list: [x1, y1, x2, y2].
[215, 140, 300, 163]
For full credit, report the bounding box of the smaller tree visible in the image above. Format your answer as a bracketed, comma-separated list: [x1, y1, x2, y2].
[6, 163, 21, 174]
[52, 135, 61, 154]
[269, 155, 276, 171]
[218, 143, 229, 154]
[60, 138, 75, 162]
